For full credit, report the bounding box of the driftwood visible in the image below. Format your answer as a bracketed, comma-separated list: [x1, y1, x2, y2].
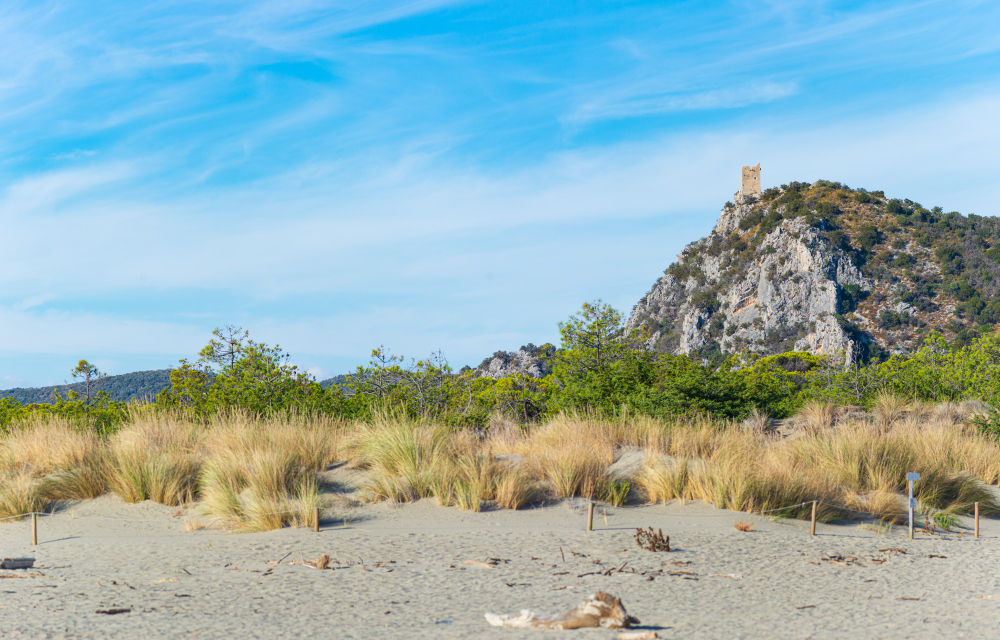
[486, 591, 638, 630]
[313, 554, 331, 570]
[619, 633, 658, 640]
[0, 558, 34, 570]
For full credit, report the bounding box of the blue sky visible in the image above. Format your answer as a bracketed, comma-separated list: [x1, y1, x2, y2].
[2, 0, 1000, 387]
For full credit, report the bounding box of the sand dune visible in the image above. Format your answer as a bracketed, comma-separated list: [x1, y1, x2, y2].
[1, 496, 998, 639]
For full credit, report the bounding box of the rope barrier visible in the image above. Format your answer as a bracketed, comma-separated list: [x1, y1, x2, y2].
[0, 495, 986, 545]
[0, 500, 983, 525]
[41, 508, 314, 523]
[759, 501, 813, 514]
[0, 512, 33, 522]
[827, 501, 980, 518]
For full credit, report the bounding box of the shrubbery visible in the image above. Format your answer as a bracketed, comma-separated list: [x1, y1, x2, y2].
[7, 300, 1000, 435]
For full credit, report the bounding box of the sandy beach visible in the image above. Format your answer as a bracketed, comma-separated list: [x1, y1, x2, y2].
[2, 492, 998, 640]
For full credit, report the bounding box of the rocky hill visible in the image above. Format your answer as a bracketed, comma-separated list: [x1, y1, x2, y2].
[628, 180, 1000, 363]
[474, 343, 557, 379]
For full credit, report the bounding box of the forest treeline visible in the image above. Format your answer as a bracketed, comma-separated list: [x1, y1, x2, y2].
[2, 301, 1000, 435]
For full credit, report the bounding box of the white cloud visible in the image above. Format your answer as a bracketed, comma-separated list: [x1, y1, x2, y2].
[0, 375, 29, 390]
[12, 294, 55, 312]
[305, 365, 331, 381]
[568, 81, 800, 123]
[1, 164, 134, 216]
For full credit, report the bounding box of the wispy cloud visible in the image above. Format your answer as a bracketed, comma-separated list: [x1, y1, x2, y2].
[12, 294, 55, 312]
[1, 164, 134, 215]
[568, 81, 799, 123]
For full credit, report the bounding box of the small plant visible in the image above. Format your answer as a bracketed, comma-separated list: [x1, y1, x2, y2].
[971, 407, 1000, 441]
[734, 518, 755, 532]
[602, 480, 631, 507]
[932, 512, 956, 531]
[634, 526, 670, 552]
[858, 521, 891, 537]
[923, 514, 937, 535]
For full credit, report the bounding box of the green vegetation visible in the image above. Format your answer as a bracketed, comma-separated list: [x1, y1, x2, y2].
[3, 306, 1000, 530]
[3, 300, 1000, 439]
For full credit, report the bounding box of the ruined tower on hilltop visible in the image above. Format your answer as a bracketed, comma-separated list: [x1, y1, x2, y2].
[737, 163, 761, 200]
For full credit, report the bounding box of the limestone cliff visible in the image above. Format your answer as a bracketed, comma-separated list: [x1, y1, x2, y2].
[628, 180, 1000, 363]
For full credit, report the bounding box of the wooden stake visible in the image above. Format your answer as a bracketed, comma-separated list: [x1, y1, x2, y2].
[31, 512, 38, 546]
[313, 508, 320, 533]
[810, 501, 817, 536]
[975, 502, 980, 538]
[587, 502, 595, 532]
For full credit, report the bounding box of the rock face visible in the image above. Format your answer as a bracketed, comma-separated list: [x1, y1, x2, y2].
[628, 180, 982, 363]
[475, 344, 556, 379]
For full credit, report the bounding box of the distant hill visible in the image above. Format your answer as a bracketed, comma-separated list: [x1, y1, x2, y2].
[0, 369, 173, 405]
[319, 374, 350, 389]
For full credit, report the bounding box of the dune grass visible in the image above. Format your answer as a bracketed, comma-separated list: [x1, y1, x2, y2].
[0, 403, 998, 527]
[0, 472, 46, 519]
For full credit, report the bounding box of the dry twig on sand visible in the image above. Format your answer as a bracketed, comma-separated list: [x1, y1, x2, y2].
[734, 518, 755, 532]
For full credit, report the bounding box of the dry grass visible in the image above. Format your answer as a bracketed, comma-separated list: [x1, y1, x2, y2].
[199, 424, 328, 530]
[639, 457, 690, 504]
[0, 471, 45, 519]
[538, 448, 608, 499]
[796, 401, 836, 434]
[104, 414, 201, 506]
[183, 518, 206, 531]
[347, 416, 449, 501]
[0, 417, 102, 476]
[872, 392, 906, 431]
[743, 408, 771, 433]
[493, 463, 541, 509]
[1, 402, 999, 528]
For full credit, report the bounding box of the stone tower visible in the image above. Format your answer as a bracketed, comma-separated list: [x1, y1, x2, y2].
[737, 163, 761, 200]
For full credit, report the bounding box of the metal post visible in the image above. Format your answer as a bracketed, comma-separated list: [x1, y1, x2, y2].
[907, 472, 920, 540]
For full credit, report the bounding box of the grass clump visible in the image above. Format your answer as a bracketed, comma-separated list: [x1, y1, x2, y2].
[639, 457, 690, 504]
[0, 472, 45, 519]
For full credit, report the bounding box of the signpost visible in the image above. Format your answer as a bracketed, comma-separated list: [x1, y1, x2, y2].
[907, 472, 920, 540]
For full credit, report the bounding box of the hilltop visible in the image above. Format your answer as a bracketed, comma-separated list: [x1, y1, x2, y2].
[628, 180, 1000, 363]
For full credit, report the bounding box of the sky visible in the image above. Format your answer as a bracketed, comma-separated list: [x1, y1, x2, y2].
[2, 0, 1000, 388]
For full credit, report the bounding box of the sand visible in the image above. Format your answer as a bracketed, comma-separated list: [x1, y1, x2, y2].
[1, 494, 999, 639]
